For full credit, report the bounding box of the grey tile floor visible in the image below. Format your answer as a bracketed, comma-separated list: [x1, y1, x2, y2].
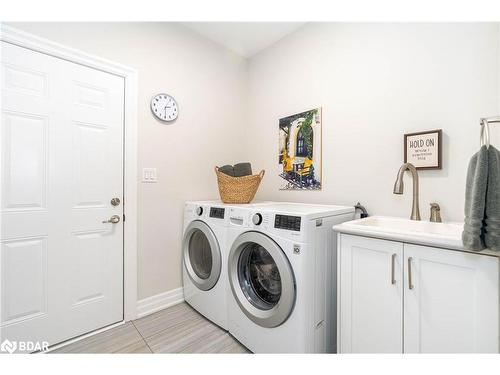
[51, 302, 250, 354]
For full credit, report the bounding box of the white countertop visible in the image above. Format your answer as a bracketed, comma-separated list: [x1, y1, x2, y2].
[333, 216, 500, 258]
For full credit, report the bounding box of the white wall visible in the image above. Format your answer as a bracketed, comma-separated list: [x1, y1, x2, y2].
[6, 22, 248, 299]
[246, 23, 500, 222]
[5, 22, 500, 301]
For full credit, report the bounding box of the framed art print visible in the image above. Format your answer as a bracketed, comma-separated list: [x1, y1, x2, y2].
[404, 129, 442, 170]
[278, 108, 322, 190]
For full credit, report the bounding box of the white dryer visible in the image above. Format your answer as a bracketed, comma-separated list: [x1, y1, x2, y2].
[182, 201, 231, 330]
[226, 202, 355, 353]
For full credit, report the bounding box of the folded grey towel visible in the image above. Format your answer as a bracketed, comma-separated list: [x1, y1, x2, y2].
[219, 165, 235, 177]
[233, 162, 252, 177]
[485, 146, 500, 251]
[462, 145, 489, 251]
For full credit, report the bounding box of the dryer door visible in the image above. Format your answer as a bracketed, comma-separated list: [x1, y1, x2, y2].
[228, 231, 296, 328]
[183, 220, 222, 291]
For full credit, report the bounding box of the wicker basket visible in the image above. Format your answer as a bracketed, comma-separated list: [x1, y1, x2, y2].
[215, 166, 265, 204]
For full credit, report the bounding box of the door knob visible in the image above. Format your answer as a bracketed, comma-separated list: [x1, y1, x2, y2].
[102, 215, 121, 224]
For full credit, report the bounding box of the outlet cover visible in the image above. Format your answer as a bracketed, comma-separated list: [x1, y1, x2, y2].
[142, 168, 157, 183]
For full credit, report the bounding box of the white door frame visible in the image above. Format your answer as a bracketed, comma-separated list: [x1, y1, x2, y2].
[0, 25, 139, 321]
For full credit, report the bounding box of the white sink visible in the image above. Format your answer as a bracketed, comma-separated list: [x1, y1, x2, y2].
[333, 216, 474, 254]
[352, 216, 463, 237]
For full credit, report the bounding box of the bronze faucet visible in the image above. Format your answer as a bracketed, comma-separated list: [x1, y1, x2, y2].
[393, 163, 421, 221]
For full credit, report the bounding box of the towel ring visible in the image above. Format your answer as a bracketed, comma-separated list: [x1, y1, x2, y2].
[480, 116, 500, 149]
[480, 118, 490, 148]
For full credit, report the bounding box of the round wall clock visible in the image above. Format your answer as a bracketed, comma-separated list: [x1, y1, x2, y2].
[151, 93, 178, 122]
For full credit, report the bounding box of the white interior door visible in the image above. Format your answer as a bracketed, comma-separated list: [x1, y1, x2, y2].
[338, 234, 403, 353]
[1, 41, 124, 351]
[404, 244, 499, 353]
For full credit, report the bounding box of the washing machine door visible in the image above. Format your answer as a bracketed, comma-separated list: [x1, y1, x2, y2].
[228, 231, 296, 328]
[183, 220, 221, 291]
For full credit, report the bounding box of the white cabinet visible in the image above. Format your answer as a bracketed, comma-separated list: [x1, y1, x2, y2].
[404, 244, 499, 353]
[338, 235, 404, 353]
[338, 234, 500, 353]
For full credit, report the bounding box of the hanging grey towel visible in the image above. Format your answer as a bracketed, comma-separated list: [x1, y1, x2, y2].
[485, 146, 500, 251]
[219, 165, 235, 177]
[233, 162, 253, 177]
[462, 145, 489, 251]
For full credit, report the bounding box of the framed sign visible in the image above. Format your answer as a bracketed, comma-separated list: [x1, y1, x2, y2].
[404, 129, 442, 170]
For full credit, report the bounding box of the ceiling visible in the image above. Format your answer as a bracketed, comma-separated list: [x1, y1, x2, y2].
[182, 22, 305, 58]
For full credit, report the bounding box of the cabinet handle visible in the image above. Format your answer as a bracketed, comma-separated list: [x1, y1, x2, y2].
[391, 253, 396, 285]
[408, 257, 414, 290]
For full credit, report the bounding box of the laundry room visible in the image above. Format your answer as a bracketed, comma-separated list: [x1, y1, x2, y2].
[1, 1, 500, 374]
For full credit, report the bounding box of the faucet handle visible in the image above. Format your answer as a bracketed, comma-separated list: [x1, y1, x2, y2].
[430, 203, 442, 223]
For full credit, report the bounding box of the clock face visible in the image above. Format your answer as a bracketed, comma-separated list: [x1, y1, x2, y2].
[151, 93, 178, 122]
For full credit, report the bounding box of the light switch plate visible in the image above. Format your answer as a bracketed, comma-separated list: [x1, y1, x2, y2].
[142, 168, 157, 183]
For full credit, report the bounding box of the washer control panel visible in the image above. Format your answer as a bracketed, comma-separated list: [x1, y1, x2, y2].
[274, 214, 301, 232]
[209, 207, 225, 219]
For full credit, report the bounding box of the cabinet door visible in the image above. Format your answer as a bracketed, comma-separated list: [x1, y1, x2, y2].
[339, 234, 404, 353]
[404, 244, 499, 353]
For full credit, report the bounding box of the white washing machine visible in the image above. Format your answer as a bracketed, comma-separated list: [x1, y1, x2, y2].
[226, 202, 355, 353]
[182, 201, 231, 330]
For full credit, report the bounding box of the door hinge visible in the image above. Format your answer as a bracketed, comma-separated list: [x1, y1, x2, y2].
[123, 214, 125, 222]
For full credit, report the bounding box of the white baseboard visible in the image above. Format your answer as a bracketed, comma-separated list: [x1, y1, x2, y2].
[136, 287, 184, 318]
